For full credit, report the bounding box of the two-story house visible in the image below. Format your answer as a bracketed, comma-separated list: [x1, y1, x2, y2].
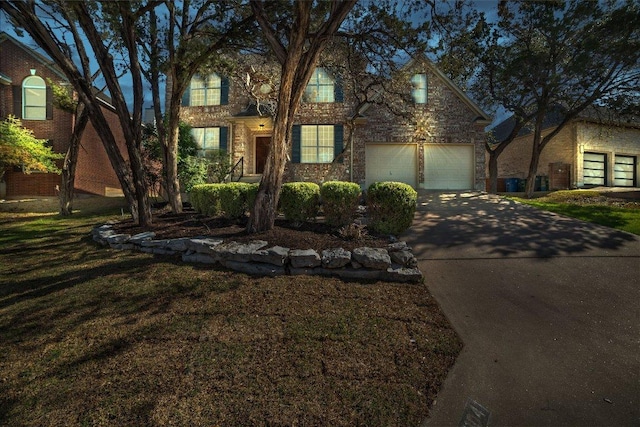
[177, 55, 491, 191]
[0, 32, 125, 199]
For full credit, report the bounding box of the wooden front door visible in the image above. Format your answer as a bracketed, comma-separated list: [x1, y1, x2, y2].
[255, 136, 271, 174]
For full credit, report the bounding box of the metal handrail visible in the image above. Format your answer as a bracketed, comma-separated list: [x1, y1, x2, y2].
[226, 157, 244, 182]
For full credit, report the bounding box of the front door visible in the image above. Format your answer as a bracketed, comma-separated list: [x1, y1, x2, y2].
[255, 136, 271, 174]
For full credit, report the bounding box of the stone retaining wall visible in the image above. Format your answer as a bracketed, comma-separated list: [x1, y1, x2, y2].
[92, 223, 423, 283]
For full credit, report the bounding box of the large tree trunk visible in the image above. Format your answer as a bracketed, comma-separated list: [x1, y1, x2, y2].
[525, 121, 545, 199]
[164, 97, 183, 213]
[59, 106, 89, 215]
[487, 149, 499, 194]
[247, 63, 298, 232]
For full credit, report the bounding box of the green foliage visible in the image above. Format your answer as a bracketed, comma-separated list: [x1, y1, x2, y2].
[219, 182, 258, 220]
[190, 182, 258, 219]
[0, 116, 63, 179]
[279, 182, 320, 224]
[204, 150, 232, 183]
[179, 157, 209, 193]
[190, 183, 224, 216]
[320, 181, 362, 227]
[367, 182, 417, 235]
[46, 79, 77, 113]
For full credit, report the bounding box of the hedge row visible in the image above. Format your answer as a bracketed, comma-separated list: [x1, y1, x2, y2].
[189, 180, 417, 235]
[190, 182, 258, 220]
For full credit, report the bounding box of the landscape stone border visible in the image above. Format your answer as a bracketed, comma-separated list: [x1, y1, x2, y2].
[91, 222, 423, 283]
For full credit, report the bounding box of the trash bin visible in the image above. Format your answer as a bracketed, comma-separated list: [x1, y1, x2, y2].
[517, 178, 526, 192]
[505, 178, 519, 192]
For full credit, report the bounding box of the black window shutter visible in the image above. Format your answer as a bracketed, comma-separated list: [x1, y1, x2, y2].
[46, 87, 53, 119]
[220, 77, 229, 105]
[334, 75, 344, 103]
[181, 86, 190, 106]
[12, 85, 22, 118]
[334, 124, 344, 163]
[219, 126, 228, 151]
[292, 125, 301, 163]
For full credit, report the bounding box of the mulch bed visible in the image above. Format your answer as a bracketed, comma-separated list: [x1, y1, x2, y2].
[113, 209, 391, 252]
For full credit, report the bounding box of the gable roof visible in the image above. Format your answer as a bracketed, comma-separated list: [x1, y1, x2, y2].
[491, 105, 640, 143]
[0, 32, 68, 81]
[356, 55, 491, 124]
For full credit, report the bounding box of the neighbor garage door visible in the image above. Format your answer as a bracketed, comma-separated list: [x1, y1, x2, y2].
[423, 144, 474, 190]
[614, 155, 637, 187]
[583, 152, 607, 186]
[365, 144, 417, 188]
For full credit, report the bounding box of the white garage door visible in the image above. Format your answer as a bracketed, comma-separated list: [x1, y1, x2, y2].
[424, 144, 474, 190]
[365, 144, 417, 188]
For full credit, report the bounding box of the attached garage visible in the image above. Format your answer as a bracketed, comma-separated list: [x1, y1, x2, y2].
[423, 144, 474, 190]
[365, 144, 417, 188]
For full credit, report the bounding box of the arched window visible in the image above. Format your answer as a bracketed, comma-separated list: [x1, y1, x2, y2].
[304, 68, 336, 103]
[22, 75, 47, 120]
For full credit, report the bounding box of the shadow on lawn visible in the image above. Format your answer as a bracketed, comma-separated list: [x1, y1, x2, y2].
[404, 192, 639, 259]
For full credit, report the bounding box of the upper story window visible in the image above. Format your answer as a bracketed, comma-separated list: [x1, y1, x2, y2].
[191, 126, 228, 157]
[23, 75, 47, 120]
[184, 73, 229, 106]
[292, 124, 344, 164]
[304, 68, 342, 103]
[411, 73, 427, 104]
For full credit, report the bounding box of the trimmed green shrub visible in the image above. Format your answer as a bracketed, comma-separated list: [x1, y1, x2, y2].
[190, 183, 223, 216]
[279, 182, 320, 224]
[219, 182, 257, 220]
[367, 181, 417, 235]
[320, 181, 362, 227]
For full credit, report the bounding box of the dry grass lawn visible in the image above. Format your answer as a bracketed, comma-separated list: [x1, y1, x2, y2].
[0, 211, 461, 426]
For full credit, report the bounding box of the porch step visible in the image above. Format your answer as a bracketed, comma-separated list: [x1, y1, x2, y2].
[238, 175, 262, 183]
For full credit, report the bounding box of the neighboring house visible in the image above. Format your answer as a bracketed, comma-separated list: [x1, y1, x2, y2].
[0, 32, 125, 198]
[176, 55, 491, 191]
[490, 108, 640, 190]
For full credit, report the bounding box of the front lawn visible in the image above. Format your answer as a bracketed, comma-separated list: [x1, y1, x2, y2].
[511, 190, 640, 235]
[0, 212, 460, 426]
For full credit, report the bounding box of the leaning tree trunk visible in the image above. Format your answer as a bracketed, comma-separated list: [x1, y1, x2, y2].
[59, 106, 89, 216]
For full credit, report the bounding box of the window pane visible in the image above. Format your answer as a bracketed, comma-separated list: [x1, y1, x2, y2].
[23, 76, 47, 120]
[300, 125, 334, 163]
[411, 73, 427, 104]
[304, 68, 334, 103]
[24, 106, 46, 120]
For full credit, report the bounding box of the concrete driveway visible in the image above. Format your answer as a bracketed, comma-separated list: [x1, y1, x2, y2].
[400, 192, 640, 426]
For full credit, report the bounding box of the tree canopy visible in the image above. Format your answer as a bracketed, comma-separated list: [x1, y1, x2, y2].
[0, 116, 63, 180]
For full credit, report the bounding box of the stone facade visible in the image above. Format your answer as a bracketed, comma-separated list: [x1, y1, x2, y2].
[178, 55, 490, 190]
[0, 33, 126, 198]
[493, 120, 640, 188]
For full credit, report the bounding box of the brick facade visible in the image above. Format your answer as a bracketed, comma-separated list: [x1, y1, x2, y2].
[0, 33, 124, 198]
[493, 120, 640, 188]
[178, 56, 490, 190]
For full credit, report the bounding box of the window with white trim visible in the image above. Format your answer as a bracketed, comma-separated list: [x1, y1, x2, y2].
[190, 74, 222, 106]
[301, 125, 334, 163]
[411, 73, 427, 104]
[23, 75, 47, 119]
[304, 68, 335, 103]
